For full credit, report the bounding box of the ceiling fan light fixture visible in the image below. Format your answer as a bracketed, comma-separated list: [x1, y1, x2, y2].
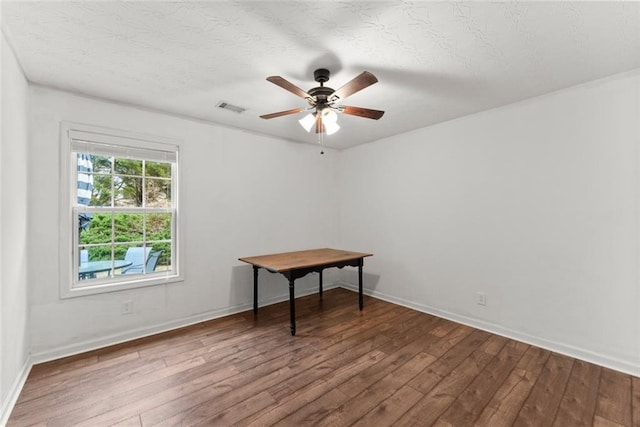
[324, 120, 340, 135]
[322, 108, 338, 124]
[321, 109, 340, 135]
[298, 113, 316, 132]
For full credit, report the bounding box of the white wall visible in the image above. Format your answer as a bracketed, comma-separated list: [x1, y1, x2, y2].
[28, 86, 340, 359]
[339, 70, 640, 375]
[0, 30, 30, 421]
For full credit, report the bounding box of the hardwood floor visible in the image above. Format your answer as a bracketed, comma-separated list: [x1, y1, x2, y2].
[8, 288, 639, 426]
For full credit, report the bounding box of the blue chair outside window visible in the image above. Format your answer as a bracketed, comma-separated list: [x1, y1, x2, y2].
[79, 249, 95, 279]
[145, 250, 163, 273]
[122, 247, 152, 274]
[80, 249, 89, 264]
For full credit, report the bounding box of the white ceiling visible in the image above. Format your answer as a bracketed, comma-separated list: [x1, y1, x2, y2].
[2, 1, 639, 150]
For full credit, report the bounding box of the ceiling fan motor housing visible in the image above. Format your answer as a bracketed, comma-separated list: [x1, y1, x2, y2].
[314, 68, 330, 84]
[309, 69, 335, 108]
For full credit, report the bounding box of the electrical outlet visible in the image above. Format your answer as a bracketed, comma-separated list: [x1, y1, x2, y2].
[121, 300, 133, 314]
[475, 292, 486, 306]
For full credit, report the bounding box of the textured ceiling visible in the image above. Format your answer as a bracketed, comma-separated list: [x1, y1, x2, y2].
[2, 1, 639, 149]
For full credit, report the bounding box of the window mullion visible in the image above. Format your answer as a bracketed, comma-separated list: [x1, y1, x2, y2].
[142, 160, 147, 273]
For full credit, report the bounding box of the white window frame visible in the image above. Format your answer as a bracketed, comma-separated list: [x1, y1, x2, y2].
[59, 122, 183, 298]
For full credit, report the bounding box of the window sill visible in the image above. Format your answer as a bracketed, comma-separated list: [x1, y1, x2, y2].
[61, 274, 184, 299]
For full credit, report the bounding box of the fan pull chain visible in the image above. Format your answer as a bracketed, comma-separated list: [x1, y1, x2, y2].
[318, 130, 325, 155]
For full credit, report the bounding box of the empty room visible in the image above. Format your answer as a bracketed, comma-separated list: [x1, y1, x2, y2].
[1, 1, 639, 426]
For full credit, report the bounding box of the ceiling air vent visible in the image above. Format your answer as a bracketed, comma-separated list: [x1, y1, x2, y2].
[216, 101, 246, 114]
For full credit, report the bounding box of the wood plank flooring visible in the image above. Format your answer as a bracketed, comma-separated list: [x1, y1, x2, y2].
[7, 288, 639, 426]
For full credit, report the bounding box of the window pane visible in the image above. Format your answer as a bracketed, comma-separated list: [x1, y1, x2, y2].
[147, 212, 172, 273]
[78, 246, 90, 262]
[114, 176, 143, 207]
[91, 155, 112, 174]
[114, 213, 144, 242]
[78, 213, 94, 237]
[151, 243, 171, 272]
[145, 161, 171, 178]
[146, 178, 171, 207]
[77, 154, 94, 207]
[114, 158, 142, 176]
[79, 213, 112, 245]
[113, 244, 130, 263]
[147, 213, 172, 241]
[78, 244, 113, 281]
[78, 247, 94, 281]
[89, 244, 112, 261]
[91, 174, 113, 207]
[119, 244, 149, 276]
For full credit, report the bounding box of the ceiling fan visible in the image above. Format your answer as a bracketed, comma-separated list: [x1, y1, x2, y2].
[260, 68, 384, 135]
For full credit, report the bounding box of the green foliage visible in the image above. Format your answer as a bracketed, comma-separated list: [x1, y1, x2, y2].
[81, 213, 171, 265]
[90, 156, 171, 208]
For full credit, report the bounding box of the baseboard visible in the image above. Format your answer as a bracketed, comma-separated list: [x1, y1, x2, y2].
[30, 283, 339, 365]
[339, 282, 640, 377]
[0, 356, 32, 426]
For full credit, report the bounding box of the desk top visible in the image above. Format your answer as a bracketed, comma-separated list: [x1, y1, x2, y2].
[239, 248, 373, 272]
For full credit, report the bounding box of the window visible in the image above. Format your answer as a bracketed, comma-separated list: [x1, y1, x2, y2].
[60, 123, 181, 297]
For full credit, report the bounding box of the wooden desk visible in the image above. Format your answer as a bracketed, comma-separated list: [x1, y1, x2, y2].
[239, 248, 373, 335]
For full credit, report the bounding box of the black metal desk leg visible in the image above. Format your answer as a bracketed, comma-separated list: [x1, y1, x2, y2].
[319, 270, 323, 299]
[253, 266, 259, 315]
[358, 259, 364, 311]
[289, 279, 296, 336]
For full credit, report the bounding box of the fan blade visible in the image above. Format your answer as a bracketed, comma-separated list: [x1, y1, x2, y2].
[329, 71, 378, 102]
[260, 107, 305, 119]
[341, 106, 385, 120]
[266, 76, 312, 100]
